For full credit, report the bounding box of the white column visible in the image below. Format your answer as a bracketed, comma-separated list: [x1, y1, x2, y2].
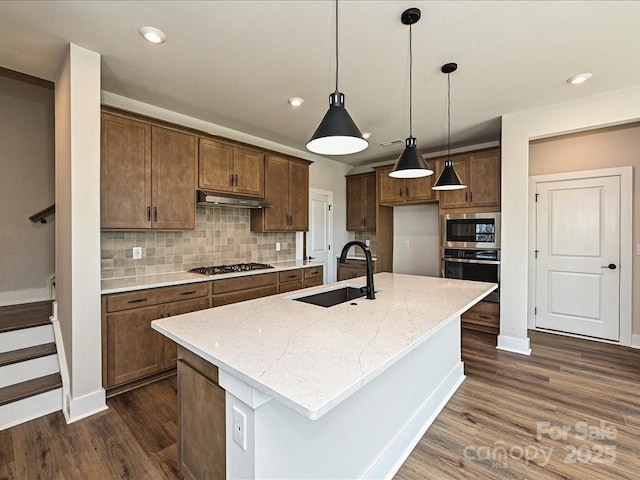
[55, 43, 106, 421]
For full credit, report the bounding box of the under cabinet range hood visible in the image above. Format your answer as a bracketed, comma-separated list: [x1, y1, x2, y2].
[197, 191, 272, 209]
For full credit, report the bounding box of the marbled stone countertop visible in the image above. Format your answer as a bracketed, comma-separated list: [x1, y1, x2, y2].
[101, 260, 320, 294]
[152, 273, 496, 420]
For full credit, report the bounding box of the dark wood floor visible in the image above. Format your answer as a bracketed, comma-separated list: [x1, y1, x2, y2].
[2, 329, 639, 479]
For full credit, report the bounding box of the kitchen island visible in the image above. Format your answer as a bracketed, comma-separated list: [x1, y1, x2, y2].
[152, 272, 496, 479]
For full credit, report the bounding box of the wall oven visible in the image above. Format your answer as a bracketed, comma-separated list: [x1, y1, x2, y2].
[442, 212, 500, 249]
[443, 248, 500, 303]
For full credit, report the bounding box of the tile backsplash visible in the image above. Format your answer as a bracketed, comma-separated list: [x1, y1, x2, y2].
[101, 207, 296, 279]
[354, 231, 377, 256]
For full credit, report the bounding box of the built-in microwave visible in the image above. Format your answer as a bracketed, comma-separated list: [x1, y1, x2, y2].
[442, 212, 501, 249]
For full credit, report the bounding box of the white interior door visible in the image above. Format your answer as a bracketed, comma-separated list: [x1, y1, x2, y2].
[307, 189, 333, 284]
[535, 175, 620, 340]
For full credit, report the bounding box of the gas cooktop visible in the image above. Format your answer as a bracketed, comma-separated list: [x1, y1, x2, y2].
[189, 262, 274, 276]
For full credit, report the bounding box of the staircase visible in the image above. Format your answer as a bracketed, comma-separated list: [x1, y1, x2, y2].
[0, 301, 62, 430]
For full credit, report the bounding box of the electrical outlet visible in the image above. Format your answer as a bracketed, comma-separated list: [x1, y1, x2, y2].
[133, 246, 142, 259]
[232, 406, 247, 450]
[365, 239, 370, 247]
[404, 240, 410, 248]
[276, 242, 281, 251]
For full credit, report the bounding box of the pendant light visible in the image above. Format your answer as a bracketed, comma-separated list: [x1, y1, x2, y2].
[433, 63, 467, 190]
[307, 0, 368, 156]
[390, 8, 433, 179]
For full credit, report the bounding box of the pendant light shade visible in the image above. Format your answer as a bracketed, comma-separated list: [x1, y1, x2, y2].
[433, 62, 467, 191]
[307, 0, 368, 156]
[390, 8, 433, 179]
[307, 92, 368, 155]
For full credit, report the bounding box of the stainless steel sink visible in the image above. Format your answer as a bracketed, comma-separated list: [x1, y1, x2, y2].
[292, 286, 367, 307]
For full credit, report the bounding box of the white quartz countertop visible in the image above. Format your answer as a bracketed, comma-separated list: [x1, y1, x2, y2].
[152, 272, 496, 420]
[101, 260, 320, 294]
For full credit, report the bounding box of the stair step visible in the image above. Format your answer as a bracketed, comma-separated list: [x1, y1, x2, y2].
[0, 301, 52, 333]
[0, 373, 62, 407]
[0, 342, 57, 368]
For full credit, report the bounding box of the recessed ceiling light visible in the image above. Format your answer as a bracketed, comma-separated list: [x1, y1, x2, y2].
[288, 97, 304, 107]
[567, 73, 592, 85]
[362, 132, 372, 139]
[139, 26, 167, 44]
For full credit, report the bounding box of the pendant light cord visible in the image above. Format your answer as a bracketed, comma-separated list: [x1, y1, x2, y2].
[409, 22, 413, 137]
[335, 0, 339, 92]
[447, 71, 451, 159]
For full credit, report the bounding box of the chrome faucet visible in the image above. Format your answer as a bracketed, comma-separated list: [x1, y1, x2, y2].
[339, 241, 375, 300]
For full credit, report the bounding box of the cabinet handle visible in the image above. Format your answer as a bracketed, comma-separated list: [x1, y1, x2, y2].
[287, 275, 297, 279]
[479, 315, 491, 320]
[153, 207, 158, 222]
[180, 290, 197, 295]
[465, 192, 468, 202]
[234, 174, 238, 186]
[146, 206, 151, 221]
[470, 192, 473, 202]
[230, 173, 234, 186]
[406, 186, 410, 197]
[127, 298, 148, 304]
[399, 187, 403, 197]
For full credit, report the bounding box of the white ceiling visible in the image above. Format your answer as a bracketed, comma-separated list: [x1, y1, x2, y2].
[1, 1, 640, 166]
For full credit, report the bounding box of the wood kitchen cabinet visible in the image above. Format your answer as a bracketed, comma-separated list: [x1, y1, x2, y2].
[303, 266, 324, 288]
[438, 148, 501, 210]
[101, 111, 197, 229]
[462, 300, 500, 335]
[198, 138, 265, 198]
[102, 282, 210, 392]
[375, 164, 437, 206]
[250, 155, 311, 232]
[346, 173, 376, 231]
[337, 258, 377, 281]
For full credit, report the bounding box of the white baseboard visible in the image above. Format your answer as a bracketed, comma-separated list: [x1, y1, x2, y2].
[64, 388, 107, 424]
[632, 334, 640, 349]
[0, 324, 54, 353]
[0, 288, 50, 307]
[497, 334, 532, 355]
[0, 388, 62, 431]
[0, 354, 59, 388]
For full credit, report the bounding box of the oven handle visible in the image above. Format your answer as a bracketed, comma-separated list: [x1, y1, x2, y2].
[443, 258, 501, 265]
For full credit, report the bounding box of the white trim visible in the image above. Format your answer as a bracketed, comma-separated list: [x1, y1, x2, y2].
[0, 324, 54, 353]
[0, 388, 62, 431]
[64, 388, 107, 424]
[497, 334, 532, 355]
[0, 288, 50, 307]
[308, 188, 335, 284]
[631, 334, 640, 349]
[51, 307, 70, 417]
[528, 166, 633, 346]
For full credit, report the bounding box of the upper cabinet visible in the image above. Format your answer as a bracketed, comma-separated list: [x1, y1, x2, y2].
[346, 173, 376, 231]
[375, 165, 437, 206]
[250, 155, 310, 232]
[438, 148, 501, 210]
[198, 139, 264, 198]
[101, 112, 196, 229]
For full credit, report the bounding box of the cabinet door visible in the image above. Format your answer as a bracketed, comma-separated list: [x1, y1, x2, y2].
[468, 150, 501, 207]
[346, 175, 366, 231]
[363, 173, 377, 230]
[261, 155, 289, 231]
[377, 166, 405, 204]
[233, 146, 265, 197]
[198, 138, 234, 193]
[178, 360, 226, 480]
[152, 127, 196, 229]
[288, 159, 309, 231]
[101, 113, 152, 229]
[106, 305, 163, 387]
[405, 172, 436, 203]
[162, 297, 211, 369]
[438, 155, 470, 209]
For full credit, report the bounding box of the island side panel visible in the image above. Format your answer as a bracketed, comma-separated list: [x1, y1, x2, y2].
[224, 316, 464, 480]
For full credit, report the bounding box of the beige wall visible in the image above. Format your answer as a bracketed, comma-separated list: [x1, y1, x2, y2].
[0, 71, 54, 304]
[529, 122, 640, 334]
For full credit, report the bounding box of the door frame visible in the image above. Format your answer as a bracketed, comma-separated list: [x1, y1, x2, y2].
[528, 166, 633, 346]
[306, 188, 334, 284]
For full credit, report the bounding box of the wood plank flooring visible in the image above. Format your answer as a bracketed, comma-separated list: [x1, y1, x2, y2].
[2, 329, 639, 479]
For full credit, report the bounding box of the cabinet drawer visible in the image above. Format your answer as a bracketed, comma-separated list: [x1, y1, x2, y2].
[303, 276, 323, 289]
[278, 280, 304, 294]
[278, 269, 302, 283]
[462, 301, 500, 327]
[106, 282, 209, 312]
[304, 266, 323, 279]
[213, 273, 277, 294]
[213, 285, 277, 307]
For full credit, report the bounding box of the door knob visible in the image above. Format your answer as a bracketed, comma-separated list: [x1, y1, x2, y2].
[601, 263, 617, 270]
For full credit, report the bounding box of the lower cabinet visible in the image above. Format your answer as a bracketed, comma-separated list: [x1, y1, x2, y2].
[178, 347, 226, 480]
[462, 301, 500, 334]
[213, 273, 278, 306]
[337, 258, 376, 281]
[303, 266, 323, 288]
[278, 269, 303, 293]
